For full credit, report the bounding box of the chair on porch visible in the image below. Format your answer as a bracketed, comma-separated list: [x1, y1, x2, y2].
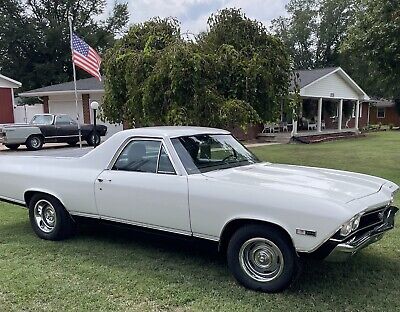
[262, 123, 280, 133]
[307, 122, 317, 131]
[280, 122, 289, 132]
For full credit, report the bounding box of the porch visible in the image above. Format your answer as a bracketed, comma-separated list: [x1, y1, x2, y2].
[272, 67, 370, 143]
[291, 96, 366, 136]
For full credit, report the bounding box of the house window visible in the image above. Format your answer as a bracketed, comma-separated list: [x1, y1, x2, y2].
[377, 107, 385, 118]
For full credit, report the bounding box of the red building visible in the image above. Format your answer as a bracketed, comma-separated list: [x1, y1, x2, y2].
[369, 100, 400, 127]
[0, 74, 21, 124]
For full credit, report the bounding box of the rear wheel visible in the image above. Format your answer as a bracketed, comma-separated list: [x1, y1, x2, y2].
[227, 224, 301, 292]
[86, 132, 100, 146]
[28, 193, 76, 240]
[5, 144, 20, 150]
[26, 135, 44, 151]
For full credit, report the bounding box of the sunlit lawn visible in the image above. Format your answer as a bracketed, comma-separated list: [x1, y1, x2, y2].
[0, 132, 399, 311]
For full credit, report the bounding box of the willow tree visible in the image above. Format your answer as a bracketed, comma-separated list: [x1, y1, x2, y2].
[102, 9, 292, 129]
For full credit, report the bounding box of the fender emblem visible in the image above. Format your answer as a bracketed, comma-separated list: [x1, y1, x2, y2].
[296, 229, 317, 237]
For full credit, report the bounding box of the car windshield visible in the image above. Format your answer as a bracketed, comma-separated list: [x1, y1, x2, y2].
[30, 115, 53, 125]
[171, 134, 260, 174]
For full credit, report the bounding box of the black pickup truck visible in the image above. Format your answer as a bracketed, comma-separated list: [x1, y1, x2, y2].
[0, 114, 107, 150]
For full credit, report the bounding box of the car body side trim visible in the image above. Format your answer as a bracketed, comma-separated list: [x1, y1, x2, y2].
[99, 215, 193, 237]
[0, 196, 26, 207]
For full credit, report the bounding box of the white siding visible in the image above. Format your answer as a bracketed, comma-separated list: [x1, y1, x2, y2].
[0, 76, 21, 89]
[13, 104, 44, 123]
[302, 72, 360, 100]
[48, 95, 84, 123]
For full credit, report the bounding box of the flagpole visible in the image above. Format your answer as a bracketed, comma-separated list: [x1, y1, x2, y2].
[68, 17, 83, 149]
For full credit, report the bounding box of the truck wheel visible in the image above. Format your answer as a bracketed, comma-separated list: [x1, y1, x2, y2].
[26, 135, 44, 151]
[28, 194, 76, 241]
[5, 144, 20, 150]
[86, 132, 100, 146]
[227, 224, 301, 293]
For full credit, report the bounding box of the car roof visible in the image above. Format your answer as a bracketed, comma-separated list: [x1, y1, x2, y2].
[118, 126, 230, 139]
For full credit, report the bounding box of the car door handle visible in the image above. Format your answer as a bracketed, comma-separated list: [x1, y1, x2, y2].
[97, 178, 111, 183]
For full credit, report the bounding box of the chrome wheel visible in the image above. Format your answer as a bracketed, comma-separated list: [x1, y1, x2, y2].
[239, 237, 284, 282]
[34, 200, 57, 233]
[30, 137, 41, 149]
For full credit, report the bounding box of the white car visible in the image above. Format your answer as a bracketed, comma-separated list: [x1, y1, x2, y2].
[0, 127, 398, 292]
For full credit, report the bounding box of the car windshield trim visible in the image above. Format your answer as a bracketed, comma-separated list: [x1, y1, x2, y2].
[171, 134, 260, 174]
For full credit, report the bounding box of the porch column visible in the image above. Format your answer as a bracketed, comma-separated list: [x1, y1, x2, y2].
[42, 96, 49, 113]
[355, 100, 360, 130]
[291, 109, 298, 136]
[338, 99, 343, 130]
[317, 97, 323, 132]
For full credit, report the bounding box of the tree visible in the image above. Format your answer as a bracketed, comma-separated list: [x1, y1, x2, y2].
[199, 8, 292, 122]
[341, 0, 400, 98]
[0, 0, 129, 91]
[271, 0, 357, 69]
[102, 9, 292, 129]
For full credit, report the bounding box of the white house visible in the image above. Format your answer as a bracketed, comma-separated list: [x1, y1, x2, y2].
[292, 67, 370, 134]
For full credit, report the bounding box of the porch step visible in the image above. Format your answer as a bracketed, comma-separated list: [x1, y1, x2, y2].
[256, 133, 292, 144]
[293, 131, 364, 144]
[256, 133, 277, 143]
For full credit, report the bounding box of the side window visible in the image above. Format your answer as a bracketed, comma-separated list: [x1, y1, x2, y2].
[157, 145, 176, 175]
[56, 115, 74, 125]
[113, 140, 161, 173]
[377, 107, 385, 118]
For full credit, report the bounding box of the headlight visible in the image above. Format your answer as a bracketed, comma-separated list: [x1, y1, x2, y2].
[340, 221, 353, 236]
[352, 214, 361, 230]
[340, 214, 361, 236]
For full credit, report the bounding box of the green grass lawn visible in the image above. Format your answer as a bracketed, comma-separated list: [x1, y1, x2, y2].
[1, 132, 399, 312]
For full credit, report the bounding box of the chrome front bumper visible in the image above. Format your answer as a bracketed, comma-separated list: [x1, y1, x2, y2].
[325, 206, 398, 262]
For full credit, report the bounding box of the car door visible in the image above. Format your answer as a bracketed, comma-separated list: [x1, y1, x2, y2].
[30, 115, 57, 138]
[94, 138, 191, 234]
[55, 115, 79, 140]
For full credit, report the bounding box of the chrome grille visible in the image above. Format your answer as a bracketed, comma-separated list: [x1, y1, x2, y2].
[331, 206, 388, 242]
[359, 206, 387, 229]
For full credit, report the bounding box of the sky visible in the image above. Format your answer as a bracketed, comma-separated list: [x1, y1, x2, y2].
[106, 0, 290, 35]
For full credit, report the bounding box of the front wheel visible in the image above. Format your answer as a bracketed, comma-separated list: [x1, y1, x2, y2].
[86, 132, 100, 146]
[28, 194, 76, 240]
[227, 224, 301, 292]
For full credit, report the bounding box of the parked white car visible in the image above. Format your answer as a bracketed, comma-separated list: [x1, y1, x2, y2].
[0, 127, 398, 292]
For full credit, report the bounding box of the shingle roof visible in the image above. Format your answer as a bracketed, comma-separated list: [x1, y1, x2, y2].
[291, 67, 339, 90]
[21, 77, 103, 95]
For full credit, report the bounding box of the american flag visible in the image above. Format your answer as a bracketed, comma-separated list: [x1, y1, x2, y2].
[72, 33, 102, 81]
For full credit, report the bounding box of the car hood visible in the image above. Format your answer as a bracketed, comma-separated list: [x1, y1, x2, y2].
[202, 163, 387, 204]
